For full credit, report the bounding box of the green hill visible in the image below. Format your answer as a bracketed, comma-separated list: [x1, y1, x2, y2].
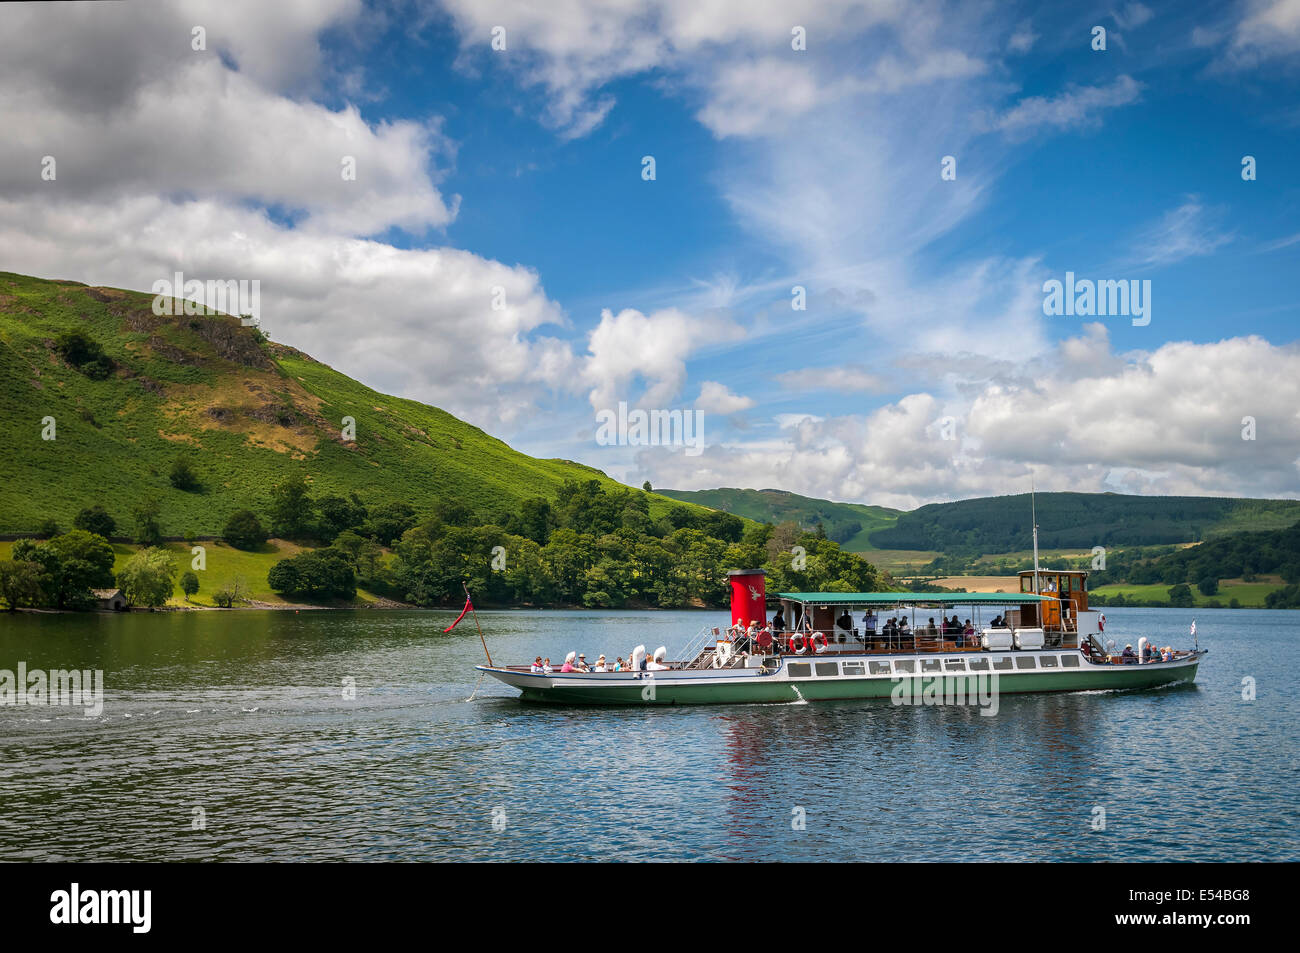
[871, 492, 1300, 553]
[0, 272, 702, 534]
[658, 487, 902, 550]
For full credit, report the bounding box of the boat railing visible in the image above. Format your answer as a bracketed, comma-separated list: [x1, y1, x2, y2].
[675, 624, 720, 668]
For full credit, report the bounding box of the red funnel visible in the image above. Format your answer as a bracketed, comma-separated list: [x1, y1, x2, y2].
[728, 570, 766, 628]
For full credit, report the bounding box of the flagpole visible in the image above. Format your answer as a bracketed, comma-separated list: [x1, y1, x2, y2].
[463, 582, 493, 667]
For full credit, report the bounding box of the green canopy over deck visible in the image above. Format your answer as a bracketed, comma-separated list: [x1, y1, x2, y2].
[778, 591, 1051, 605]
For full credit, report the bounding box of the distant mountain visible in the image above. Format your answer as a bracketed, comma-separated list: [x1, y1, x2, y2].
[661, 487, 1300, 556]
[872, 492, 1300, 553]
[657, 487, 902, 550]
[0, 272, 702, 534]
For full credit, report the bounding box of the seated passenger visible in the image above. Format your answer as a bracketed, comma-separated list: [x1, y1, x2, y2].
[773, 610, 786, 633]
[531, 656, 544, 673]
[964, 619, 974, 636]
[1142, 642, 1154, 663]
[542, 657, 553, 674]
[1161, 646, 1173, 661]
[594, 655, 608, 672]
[560, 651, 578, 673]
[990, 614, 1004, 628]
[613, 657, 625, 672]
[1121, 644, 1136, 662]
[646, 646, 670, 670]
[576, 653, 591, 672]
[925, 617, 938, 637]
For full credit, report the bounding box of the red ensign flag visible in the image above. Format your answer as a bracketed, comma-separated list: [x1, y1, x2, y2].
[443, 597, 473, 632]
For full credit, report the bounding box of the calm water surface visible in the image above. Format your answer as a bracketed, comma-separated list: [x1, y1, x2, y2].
[1, 607, 1296, 861]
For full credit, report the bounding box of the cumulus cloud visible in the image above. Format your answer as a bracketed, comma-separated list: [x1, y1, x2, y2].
[581, 306, 744, 410]
[695, 381, 755, 414]
[637, 327, 1300, 506]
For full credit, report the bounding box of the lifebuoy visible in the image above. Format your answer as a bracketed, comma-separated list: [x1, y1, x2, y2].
[812, 632, 828, 653]
[789, 633, 806, 653]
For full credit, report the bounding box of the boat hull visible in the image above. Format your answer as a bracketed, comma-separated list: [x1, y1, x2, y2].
[478, 650, 1204, 706]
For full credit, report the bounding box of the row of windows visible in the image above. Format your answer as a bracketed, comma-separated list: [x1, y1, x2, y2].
[786, 654, 1082, 679]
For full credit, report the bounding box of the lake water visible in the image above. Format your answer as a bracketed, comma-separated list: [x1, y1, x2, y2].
[1, 606, 1295, 862]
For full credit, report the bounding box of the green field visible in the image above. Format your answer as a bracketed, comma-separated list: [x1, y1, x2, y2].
[0, 272, 709, 535]
[0, 538, 394, 607]
[1090, 577, 1283, 608]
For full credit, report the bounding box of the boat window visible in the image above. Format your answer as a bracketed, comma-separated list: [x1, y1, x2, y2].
[842, 661, 865, 676]
[1040, 655, 1059, 668]
[787, 663, 812, 678]
[992, 657, 1013, 671]
[968, 658, 989, 672]
[815, 662, 839, 677]
[1015, 656, 1037, 670]
[868, 661, 892, 675]
[921, 658, 942, 673]
[944, 658, 967, 672]
[1061, 655, 1080, 668]
[894, 660, 915, 674]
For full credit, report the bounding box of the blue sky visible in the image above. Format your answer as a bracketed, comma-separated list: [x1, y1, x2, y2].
[3, 0, 1299, 505]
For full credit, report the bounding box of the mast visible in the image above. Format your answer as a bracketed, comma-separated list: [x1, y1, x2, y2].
[1031, 482, 1040, 594]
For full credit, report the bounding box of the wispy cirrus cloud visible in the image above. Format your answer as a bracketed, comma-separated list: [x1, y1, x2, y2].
[1130, 198, 1234, 268]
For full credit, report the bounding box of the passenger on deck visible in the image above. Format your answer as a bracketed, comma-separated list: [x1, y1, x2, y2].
[531, 656, 544, 673]
[560, 651, 578, 673]
[594, 655, 608, 672]
[990, 614, 1004, 628]
[613, 657, 625, 671]
[576, 653, 591, 672]
[1161, 646, 1173, 661]
[773, 610, 786, 633]
[646, 646, 670, 670]
[864, 610, 878, 635]
[1121, 644, 1136, 663]
[542, 658, 553, 674]
[925, 617, 938, 637]
[1142, 642, 1154, 663]
[836, 610, 853, 633]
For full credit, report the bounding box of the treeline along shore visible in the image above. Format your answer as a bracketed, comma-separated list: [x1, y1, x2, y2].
[0, 477, 882, 612]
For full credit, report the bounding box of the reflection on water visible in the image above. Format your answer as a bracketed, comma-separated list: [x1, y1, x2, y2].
[0, 606, 1295, 861]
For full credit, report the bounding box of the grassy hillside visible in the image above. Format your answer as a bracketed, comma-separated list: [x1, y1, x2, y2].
[869, 492, 1300, 552]
[658, 487, 901, 550]
[0, 272, 703, 534]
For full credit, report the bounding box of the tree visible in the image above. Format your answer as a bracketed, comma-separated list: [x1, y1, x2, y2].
[222, 509, 268, 550]
[74, 505, 117, 538]
[118, 547, 177, 608]
[180, 570, 200, 599]
[212, 577, 248, 608]
[37, 519, 60, 538]
[16, 531, 117, 609]
[133, 498, 163, 546]
[168, 455, 200, 491]
[267, 550, 356, 600]
[642, 481, 652, 492]
[55, 329, 114, 379]
[367, 501, 416, 546]
[316, 493, 368, 543]
[268, 473, 314, 539]
[0, 561, 43, 611]
[1167, 583, 1195, 608]
[1196, 575, 1218, 597]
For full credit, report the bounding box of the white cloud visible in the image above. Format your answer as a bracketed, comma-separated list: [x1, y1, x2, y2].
[695, 381, 755, 414]
[1231, 0, 1300, 60]
[637, 327, 1300, 505]
[1129, 198, 1233, 268]
[581, 306, 744, 410]
[995, 75, 1142, 138]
